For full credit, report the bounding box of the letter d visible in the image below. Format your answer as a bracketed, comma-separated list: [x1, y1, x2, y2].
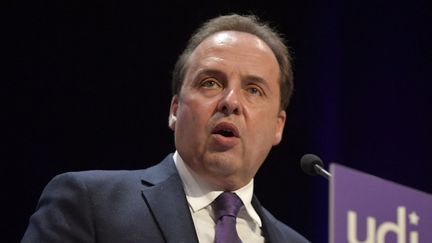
[376, 206, 406, 243]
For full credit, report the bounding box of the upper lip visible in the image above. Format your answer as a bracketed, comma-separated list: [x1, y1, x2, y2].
[212, 122, 240, 138]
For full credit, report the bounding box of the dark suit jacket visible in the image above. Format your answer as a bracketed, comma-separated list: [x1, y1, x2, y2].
[22, 154, 309, 243]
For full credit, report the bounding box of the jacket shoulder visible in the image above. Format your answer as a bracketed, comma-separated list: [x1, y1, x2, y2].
[22, 162, 172, 243]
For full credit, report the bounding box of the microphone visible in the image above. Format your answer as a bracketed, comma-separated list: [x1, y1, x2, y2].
[300, 154, 332, 180]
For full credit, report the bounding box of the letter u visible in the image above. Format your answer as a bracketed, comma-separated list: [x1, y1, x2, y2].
[347, 210, 376, 243]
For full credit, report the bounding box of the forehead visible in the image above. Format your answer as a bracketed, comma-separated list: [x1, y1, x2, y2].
[186, 31, 280, 80]
[192, 31, 275, 60]
[202, 31, 270, 50]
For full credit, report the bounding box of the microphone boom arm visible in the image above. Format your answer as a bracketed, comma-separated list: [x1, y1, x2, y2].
[315, 164, 332, 180]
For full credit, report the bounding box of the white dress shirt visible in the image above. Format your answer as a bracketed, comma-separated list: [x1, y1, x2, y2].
[173, 151, 265, 243]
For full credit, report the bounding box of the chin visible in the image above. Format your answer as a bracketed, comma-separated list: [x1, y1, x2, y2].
[205, 153, 240, 175]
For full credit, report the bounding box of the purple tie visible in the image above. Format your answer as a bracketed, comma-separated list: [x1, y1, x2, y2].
[213, 192, 244, 243]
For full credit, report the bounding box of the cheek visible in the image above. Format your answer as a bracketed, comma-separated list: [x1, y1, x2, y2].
[176, 100, 212, 135]
[175, 105, 201, 151]
[176, 106, 195, 132]
[249, 115, 280, 146]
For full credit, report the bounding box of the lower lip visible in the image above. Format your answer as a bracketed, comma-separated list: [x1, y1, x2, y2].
[211, 134, 239, 148]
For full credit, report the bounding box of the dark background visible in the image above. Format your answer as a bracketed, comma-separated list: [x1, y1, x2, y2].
[4, 0, 432, 242]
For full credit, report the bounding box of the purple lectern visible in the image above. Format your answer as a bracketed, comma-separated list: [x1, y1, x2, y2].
[330, 164, 432, 243]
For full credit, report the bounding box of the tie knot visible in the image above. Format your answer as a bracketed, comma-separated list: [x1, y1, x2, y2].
[213, 192, 243, 220]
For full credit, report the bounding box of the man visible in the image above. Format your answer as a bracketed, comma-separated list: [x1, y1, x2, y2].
[22, 14, 309, 242]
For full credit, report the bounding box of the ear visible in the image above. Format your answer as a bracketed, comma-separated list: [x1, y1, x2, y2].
[168, 95, 179, 131]
[272, 110, 286, 145]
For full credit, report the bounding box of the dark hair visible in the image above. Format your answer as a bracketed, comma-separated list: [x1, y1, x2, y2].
[171, 14, 294, 110]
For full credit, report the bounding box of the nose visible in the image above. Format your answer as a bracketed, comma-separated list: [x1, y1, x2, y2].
[217, 88, 242, 115]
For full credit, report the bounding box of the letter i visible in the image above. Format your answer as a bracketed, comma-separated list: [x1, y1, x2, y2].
[409, 231, 418, 243]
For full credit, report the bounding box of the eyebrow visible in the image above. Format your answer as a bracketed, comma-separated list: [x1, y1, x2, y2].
[244, 75, 270, 88]
[193, 69, 227, 82]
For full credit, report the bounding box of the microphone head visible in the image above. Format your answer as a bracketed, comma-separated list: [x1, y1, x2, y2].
[301, 154, 324, 176]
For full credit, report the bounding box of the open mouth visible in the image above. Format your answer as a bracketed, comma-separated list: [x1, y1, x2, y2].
[212, 122, 239, 138]
[215, 129, 235, 137]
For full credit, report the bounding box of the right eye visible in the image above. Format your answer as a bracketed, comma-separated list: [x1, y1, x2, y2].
[200, 79, 221, 89]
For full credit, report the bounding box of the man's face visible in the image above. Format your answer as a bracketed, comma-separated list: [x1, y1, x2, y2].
[169, 31, 286, 190]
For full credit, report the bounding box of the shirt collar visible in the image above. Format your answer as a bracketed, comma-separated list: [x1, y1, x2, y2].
[173, 151, 262, 227]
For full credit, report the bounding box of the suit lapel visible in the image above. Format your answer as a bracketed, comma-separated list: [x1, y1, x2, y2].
[252, 195, 280, 243]
[140, 155, 199, 243]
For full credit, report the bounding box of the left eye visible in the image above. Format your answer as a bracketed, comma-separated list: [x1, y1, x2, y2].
[247, 87, 262, 96]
